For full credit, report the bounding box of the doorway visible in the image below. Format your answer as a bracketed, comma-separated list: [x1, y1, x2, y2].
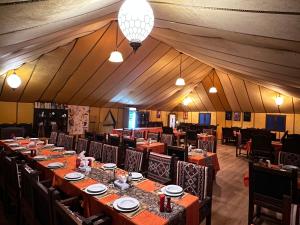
[168, 113, 176, 128]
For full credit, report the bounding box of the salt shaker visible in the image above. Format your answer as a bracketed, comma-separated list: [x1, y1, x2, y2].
[159, 194, 165, 212]
[166, 196, 172, 212]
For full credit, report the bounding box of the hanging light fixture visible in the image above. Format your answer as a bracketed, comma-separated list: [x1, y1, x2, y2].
[183, 97, 192, 106]
[175, 53, 185, 86]
[275, 95, 284, 106]
[209, 71, 218, 93]
[118, 0, 154, 52]
[109, 21, 123, 63]
[7, 71, 21, 89]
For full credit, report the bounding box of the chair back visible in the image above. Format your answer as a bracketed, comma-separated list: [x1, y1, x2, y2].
[147, 132, 159, 141]
[4, 156, 21, 200]
[147, 152, 172, 184]
[56, 133, 65, 147]
[162, 126, 173, 134]
[176, 161, 213, 201]
[278, 152, 300, 167]
[64, 135, 75, 150]
[202, 129, 213, 135]
[89, 141, 103, 161]
[251, 134, 273, 161]
[108, 135, 120, 146]
[166, 145, 188, 162]
[49, 132, 58, 145]
[124, 148, 143, 172]
[186, 130, 197, 140]
[160, 133, 173, 146]
[102, 144, 118, 164]
[283, 136, 300, 154]
[76, 138, 88, 154]
[123, 137, 136, 148]
[198, 139, 215, 152]
[85, 132, 95, 141]
[95, 133, 106, 143]
[133, 130, 144, 139]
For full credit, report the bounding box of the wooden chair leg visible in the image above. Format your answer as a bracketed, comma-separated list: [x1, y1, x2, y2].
[248, 202, 254, 225]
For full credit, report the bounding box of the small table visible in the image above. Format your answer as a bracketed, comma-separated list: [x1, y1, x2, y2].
[173, 130, 186, 146]
[246, 140, 283, 160]
[188, 151, 220, 174]
[136, 142, 165, 154]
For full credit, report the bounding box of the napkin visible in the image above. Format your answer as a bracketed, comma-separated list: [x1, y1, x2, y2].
[114, 180, 130, 190]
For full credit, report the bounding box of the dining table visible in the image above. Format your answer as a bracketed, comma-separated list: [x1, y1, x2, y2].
[136, 141, 165, 154]
[246, 140, 283, 161]
[173, 130, 186, 146]
[1, 138, 200, 225]
[188, 150, 220, 174]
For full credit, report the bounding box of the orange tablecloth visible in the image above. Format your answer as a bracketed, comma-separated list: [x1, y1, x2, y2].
[112, 127, 163, 138]
[188, 152, 220, 174]
[1, 139, 199, 225]
[197, 134, 215, 141]
[136, 142, 165, 154]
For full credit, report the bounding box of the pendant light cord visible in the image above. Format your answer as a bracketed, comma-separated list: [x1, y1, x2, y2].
[180, 53, 182, 78]
[115, 20, 118, 51]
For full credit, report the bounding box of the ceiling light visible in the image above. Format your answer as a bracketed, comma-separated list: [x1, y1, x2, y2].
[109, 21, 123, 63]
[118, 0, 154, 52]
[275, 95, 283, 106]
[7, 73, 21, 89]
[209, 86, 217, 93]
[183, 97, 192, 106]
[209, 70, 217, 93]
[175, 53, 185, 86]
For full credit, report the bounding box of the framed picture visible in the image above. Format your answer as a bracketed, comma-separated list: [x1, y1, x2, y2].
[233, 112, 241, 121]
[243, 112, 251, 122]
[225, 111, 232, 120]
[183, 112, 188, 120]
[156, 110, 161, 119]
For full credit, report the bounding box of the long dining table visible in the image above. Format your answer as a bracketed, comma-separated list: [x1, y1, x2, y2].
[1, 139, 200, 225]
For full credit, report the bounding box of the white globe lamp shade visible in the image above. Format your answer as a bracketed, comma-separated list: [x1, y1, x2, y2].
[175, 77, 185, 86]
[118, 0, 154, 51]
[209, 86, 217, 93]
[183, 97, 192, 106]
[109, 51, 124, 63]
[7, 73, 22, 89]
[275, 96, 284, 106]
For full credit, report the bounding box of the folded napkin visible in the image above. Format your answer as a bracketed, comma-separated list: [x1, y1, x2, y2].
[114, 180, 130, 190]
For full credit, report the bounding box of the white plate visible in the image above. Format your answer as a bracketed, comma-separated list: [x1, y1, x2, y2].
[15, 137, 24, 140]
[44, 144, 55, 148]
[8, 143, 19, 147]
[64, 150, 76, 155]
[165, 185, 183, 194]
[23, 151, 31, 154]
[53, 147, 64, 151]
[283, 165, 299, 170]
[86, 184, 107, 193]
[131, 172, 143, 180]
[47, 162, 64, 169]
[12, 146, 27, 150]
[103, 163, 116, 169]
[33, 155, 47, 161]
[64, 172, 84, 180]
[30, 138, 39, 141]
[2, 139, 14, 143]
[161, 187, 183, 197]
[113, 197, 140, 212]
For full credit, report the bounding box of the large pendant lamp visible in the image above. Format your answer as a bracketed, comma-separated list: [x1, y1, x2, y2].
[118, 0, 154, 52]
[275, 95, 284, 106]
[109, 21, 123, 63]
[175, 53, 185, 86]
[209, 71, 217, 93]
[7, 70, 22, 90]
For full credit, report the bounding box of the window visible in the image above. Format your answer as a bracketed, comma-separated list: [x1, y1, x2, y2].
[128, 108, 136, 129]
[199, 113, 211, 126]
[266, 115, 286, 132]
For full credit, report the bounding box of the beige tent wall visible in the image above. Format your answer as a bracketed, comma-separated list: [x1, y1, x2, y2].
[0, 101, 33, 124]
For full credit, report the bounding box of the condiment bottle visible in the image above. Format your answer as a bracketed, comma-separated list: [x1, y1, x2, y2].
[76, 157, 81, 168]
[165, 196, 172, 212]
[159, 194, 165, 212]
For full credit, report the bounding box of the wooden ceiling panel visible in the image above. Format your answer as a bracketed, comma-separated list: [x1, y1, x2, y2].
[260, 86, 280, 113]
[194, 84, 215, 112]
[244, 81, 265, 112]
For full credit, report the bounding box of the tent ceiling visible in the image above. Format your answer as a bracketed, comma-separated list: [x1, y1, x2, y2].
[0, 0, 299, 113]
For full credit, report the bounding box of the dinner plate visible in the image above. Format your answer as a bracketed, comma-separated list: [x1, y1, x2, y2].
[47, 162, 64, 169]
[165, 185, 183, 194]
[2, 139, 14, 143]
[64, 150, 76, 155]
[22, 151, 31, 154]
[33, 155, 47, 161]
[12, 146, 27, 151]
[103, 163, 117, 169]
[64, 172, 85, 180]
[85, 184, 107, 194]
[44, 144, 55, 148]
[8, 143, 19, 147]
[53, 147, 64, 151]
[131, 172, 143, 180]
[161, 187, 183, 197]
[15, 137, 24, 140]
[113, 197, 140, 212]
[282, 165, 299, 170]
[30, 138, 39, 141]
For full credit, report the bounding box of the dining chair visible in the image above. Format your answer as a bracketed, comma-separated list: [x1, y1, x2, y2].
[185, 130, 198, 147]
[85, 131, 95, 141]
[147, 152, 172, 184]
[124, 148, 143, 172]
[235, 132, 248, 157]
[64, 135, 75, 150]
[176, 161, 213, 225]
[52, 192, 111, 225]
[107, 135, 120, 147]
[147, 132, 159, 141]
[166, 145, 188, 162]
[248, 162, 298, 225]
[160, 133, 174, 146]
[49, 131, 58, 145]
[251, 134, 274, 162]
[76, 138, 89, 154]
[101, 144, 118, 164]
[133, 130, 145, 139]
[89, 141, 103, 161]
[56, 133, 65, 147]
[282, 135, 300, 154]
[95, 133, 106, 143]
[122, 137, 136, 148]
[278, 151, 300, 167]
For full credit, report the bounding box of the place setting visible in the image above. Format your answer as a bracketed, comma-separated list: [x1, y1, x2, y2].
[110, 196, 146, 218]
[47, 162, 65, 169]
[64, 172, 85, 182]
[63, 150, 76, 155]
[101, 163, 117, 170]
[83, 183, 108, 196]
[160, 185, 185, 198]
[33, 155, 48, 161]
[131, 172, 145, 183]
